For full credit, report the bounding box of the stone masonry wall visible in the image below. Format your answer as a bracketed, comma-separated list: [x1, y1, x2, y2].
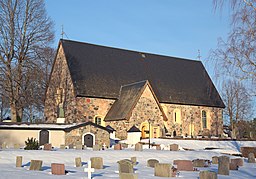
[65, 125, 110, 147]
[106, 85, 166, 139]
[161, 103, 223, 137]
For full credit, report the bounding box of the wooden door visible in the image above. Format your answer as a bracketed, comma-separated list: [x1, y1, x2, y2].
[84, 134, 93, 147]
[39, 130, 49, 145]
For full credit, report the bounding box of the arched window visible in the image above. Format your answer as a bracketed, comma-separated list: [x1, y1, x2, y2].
[173, 109, 181, 124]
[202, 110, 207, 129]
[95, 116, 102, 125]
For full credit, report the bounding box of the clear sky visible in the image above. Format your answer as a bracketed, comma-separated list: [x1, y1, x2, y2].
[45, 0, 230, 61]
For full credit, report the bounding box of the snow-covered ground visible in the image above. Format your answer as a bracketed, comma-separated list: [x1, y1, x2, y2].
[0, 139, 256, 179]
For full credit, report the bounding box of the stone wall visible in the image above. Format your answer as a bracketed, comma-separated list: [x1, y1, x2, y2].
[161, 103, 223, 137]
[106, 85, 166, 139]
[65, 124, 110, 147]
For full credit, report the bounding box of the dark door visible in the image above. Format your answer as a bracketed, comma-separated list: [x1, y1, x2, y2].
[84, 134, 93, 147]
[39, 130, 49, 145]
[173, 130, 177, 137]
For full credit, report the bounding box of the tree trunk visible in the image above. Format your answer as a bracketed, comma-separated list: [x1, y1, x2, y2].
[10, 102, 17, 122]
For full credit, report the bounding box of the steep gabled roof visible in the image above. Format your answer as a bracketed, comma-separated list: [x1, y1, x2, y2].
[60, 39, 225, 108]
[104, 80, 167, 121]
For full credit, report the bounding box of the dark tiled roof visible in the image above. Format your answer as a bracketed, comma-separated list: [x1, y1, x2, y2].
[127, 125, 141, 132]
[61, 39, 225, 108]
[105, 125, 116, 131]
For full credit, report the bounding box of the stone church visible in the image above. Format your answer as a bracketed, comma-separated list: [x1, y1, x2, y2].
[44, 39, 225, 140]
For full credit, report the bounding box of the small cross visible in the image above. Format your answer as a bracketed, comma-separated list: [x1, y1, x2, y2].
[84, 160, 95, 179]
[102, 143, 107, 150]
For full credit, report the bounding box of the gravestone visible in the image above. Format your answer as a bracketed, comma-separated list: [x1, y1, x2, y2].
[154, 163, 176, 177]
[44, 143, 52, 151]
[118, 160, 134, 173]
[119, 173, 138, 179]
[170, 144, 179, 151]
[218, 156, 230, 175]
[76, 144, 83, 150]
[240, 147, 256, 157]
[156, 145, 161, 150]
[135, 143, 143, 151]
[114, 144, 122, 150]
[147, 159, 159, 168]
[75, 157, 82, 167]
[84, 160, 95, 179]
[14, 144, 20, 149]
[1, 143, 7, 149]
[16, 156, 22, 167]
[229, 162, 239, 170]
[199, 171, 217, 179]
[248, 153, 255, 163]
[231, 158, 244, 167]
[174, 160, 194, 171]
[29, 160, 43, 171]
[192, 159, 210, 167]
[68, 144, 74, 149]
[131, 157, 136, 165]
[90, 157, 103, 169]
[212, 156, 219, 164]
[60, 144, 66, 149]
[93, 144, 101, 151]
[121, 143, 128, 148]
[51, 163, 65, 175]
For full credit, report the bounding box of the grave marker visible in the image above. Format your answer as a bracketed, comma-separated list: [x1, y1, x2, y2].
[76, 144, 83, 150]
[147, 159, 159, 168]
[131, 157, 136, 165]
[199, 170, 217, 179]
[231, 158, 244, 167]
[192, 159, 210, 167]
[75, 157, 82, 167]
[154, 163, 176, 177]
[1, 143, 7, 149]
[135, 143, 143, 151]
[93, 145, 101, 151]
[174, 160, 194, 171]
[90, 157, 103, 169]
[84, 160, 95, 179]
[69, 144, 74, 149]
[248, 153, 255, 163]
[240, 147, 256, 157]
[51, 163, 65, 175]
[170, 144, 179, 151]
[119, 173, 138, 179]
[44, 143, 52, 151]
[218, 156, 230, 175]
[114, 144, 122, 150]
[16, 156, 22, 167]
[118, 160, 134, 173]
[212, 156, 219, 164]
[156, 145, 161, 150]
[29, 160, 43, 171]
[14, 144, 20, 149]
[60, 144, 65, 149]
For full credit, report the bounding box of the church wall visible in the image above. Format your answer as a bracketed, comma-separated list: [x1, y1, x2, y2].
[161, 103, 223, 137]
[106, 85, 166, 140]
[65, 125, 110, 147]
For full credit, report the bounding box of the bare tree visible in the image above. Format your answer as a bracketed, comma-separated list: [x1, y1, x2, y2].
[222, 80, 252, 130]
[212, 0, 256, 94]
[0, 0, 54, 122]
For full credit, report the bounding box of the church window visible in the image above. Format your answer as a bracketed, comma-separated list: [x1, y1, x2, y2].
[202, 110, 207, 129]
[174, 112, 177, 122]
[95, 116, 101, 125]
[173, 109, 181, 124]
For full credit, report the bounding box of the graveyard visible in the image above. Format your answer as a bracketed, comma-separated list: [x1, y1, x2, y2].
[0, 139, 256, 178]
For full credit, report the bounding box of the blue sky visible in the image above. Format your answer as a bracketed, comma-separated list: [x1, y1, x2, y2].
[45, 0, 230, 62]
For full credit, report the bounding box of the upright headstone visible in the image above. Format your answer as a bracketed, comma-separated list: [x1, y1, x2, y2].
[119, 173, 138, 179]
[174, 160, 194, 171]
[76, 144, 83, 150]
[68, 144, 74, 149]
[16, 156, 22, 167]
[90, 157, 103, 169]
[156, 145, 161, 150]
[93, 145, 101, 151]
[114, 144, 122, 150]
[147, 159, 159, 168]
[248, 153, 255, 163]
[1, 143, 7, 149]
[170, 144, 179, 151]
[212, 156, 219, 164]
[29, 160, 43, 171]
[44, 143, 52, 151]
[14, 144, 20, 149]
[240, 147, 256, 157]
[131, 157, 136, 165]
[230, 158, 244, 167]
[60, 144, 66, 149]
[193, 159, 209, 167]
[51, 163, 65, 175]
[135, 143, 143, 151]
[218, 156, 230, 175]
[118, 160, 134, 173]
[199, 171, 217, 179]
[154, 163, 176, 177]
[75, 157, 82, 167]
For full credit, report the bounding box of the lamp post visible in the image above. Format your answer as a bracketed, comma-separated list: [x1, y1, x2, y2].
[148, 119, 151, 149]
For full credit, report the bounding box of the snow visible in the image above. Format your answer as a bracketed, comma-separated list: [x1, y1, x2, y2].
[0, 139, 256, 178]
